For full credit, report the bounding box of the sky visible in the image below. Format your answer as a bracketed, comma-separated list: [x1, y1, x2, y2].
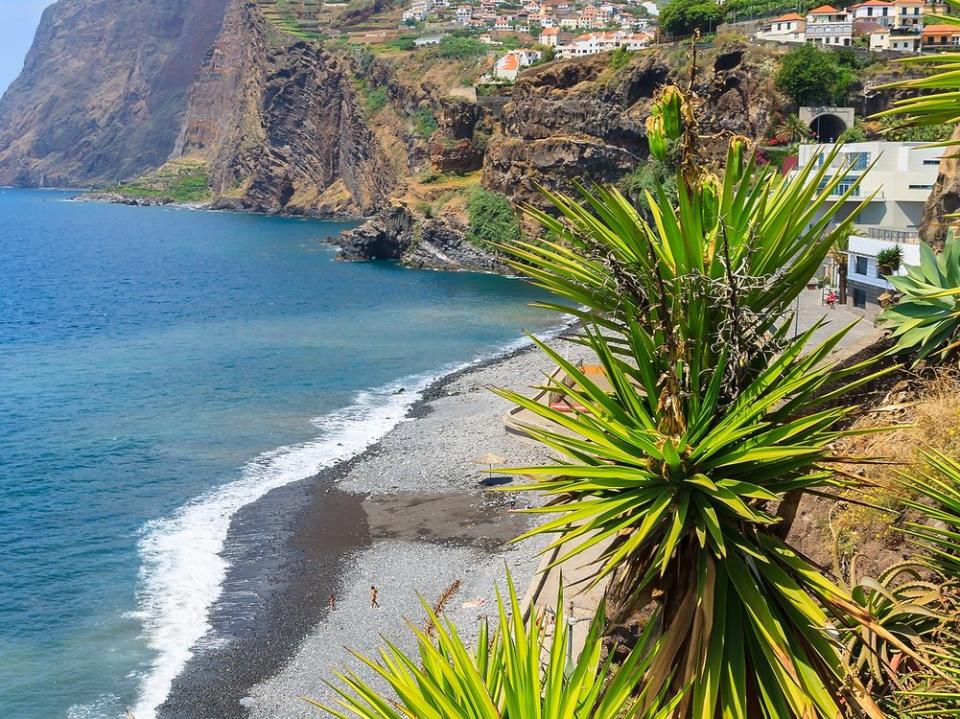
[0, 0, 55, 96]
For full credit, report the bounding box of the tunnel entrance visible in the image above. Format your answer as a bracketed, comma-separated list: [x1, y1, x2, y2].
[809, 113, 848, 143]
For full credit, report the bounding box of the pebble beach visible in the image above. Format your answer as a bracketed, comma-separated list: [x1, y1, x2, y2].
[159, 334, 593, 719]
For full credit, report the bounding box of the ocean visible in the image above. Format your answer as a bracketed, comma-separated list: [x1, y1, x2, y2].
[0, 190, 559, 719]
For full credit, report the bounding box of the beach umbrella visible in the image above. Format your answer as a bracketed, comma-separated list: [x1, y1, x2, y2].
[473, 452, 505, 472]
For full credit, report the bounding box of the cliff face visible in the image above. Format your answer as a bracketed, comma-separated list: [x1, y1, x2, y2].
[174, 0, 397, 215]
[482, 46, 778, 207]
[920, 125, 960, 250]
[0, 0, 227, 186]
[0, 0, 398, 214]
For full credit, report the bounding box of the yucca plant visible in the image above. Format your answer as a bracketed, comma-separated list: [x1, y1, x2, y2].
[490, 85, 916, 717]
[878, 238, 960, 365]
[306, 578, 683, 719]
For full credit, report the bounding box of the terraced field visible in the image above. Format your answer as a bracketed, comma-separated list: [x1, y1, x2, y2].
[256, 0, 330, 40]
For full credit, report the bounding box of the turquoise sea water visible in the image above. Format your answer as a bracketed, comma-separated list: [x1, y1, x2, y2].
[0, 190, 558, 719]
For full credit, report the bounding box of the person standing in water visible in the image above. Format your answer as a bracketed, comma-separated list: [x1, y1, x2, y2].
[370, 585, 380, 608]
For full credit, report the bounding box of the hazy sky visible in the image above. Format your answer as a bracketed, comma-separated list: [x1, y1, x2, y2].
[0, 0, 55, 96]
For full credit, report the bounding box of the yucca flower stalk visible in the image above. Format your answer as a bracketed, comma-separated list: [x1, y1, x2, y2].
[307, 578, 684, 719]
[491, 85, 918, 717]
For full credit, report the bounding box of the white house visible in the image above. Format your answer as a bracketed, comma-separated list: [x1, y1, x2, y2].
[845, 232, 922, 315]
[493, 48, 542, 80]
[869, 27, 922, 50]
[893, 0, 924, 28]
[755, 11, 807, 43]
[539, 26, 560, 44]
[805, 4, 853, 45]
[794, 141, 942, 312]
[555, 30, 650, 57]
[849, 0, 894, 27]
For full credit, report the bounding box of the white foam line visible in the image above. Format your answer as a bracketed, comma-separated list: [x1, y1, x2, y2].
[128, 320, 571, 719]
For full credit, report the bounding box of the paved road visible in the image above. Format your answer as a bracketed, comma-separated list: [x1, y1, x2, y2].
[791, 287, 882, 354]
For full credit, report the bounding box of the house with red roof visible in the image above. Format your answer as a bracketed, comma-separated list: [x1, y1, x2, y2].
[755, 11, 807, 43]
[849, 0, 894, 26]
[923, 23, 960, 47]
[805, 4, 853, 45]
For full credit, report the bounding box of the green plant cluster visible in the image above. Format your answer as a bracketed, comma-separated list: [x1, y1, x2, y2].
[435, 35, 487, 59]
[775, 44, 859, 106]
[659, 0, 723, 36]
[115, 168, 211, 203]
[411, 108, 438, 139]
[307, 78, 960, 719]
[465, 187, 520, 248]
[880, 239, 960, 365]
[355, 78, 388, 115]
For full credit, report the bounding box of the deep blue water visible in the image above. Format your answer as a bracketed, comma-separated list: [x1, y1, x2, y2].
[0, 190, 557, 719]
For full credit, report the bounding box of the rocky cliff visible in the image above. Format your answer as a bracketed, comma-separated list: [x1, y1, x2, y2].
[1, 2, 785, 267]
[920, 125, 960, 250]
[483, 46, 779, 207]
[0, 0, 400, 214]
[174, 0, 398, 215]
[0, 0, 228, 186]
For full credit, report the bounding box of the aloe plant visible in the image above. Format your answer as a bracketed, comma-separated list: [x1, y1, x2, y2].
[307, 578, 683, 719]
[878, 238, 960, 365]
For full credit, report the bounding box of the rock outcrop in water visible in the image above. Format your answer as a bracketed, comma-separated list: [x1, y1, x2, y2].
[335, 204, 507, 272]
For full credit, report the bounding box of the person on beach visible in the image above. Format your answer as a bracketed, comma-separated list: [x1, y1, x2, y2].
[371, 585, 380, 608]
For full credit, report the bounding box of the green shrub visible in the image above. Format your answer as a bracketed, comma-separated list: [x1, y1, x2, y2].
[609, 46, 631, 70]
[436, 35, 487, 59]
[775, 44, 851, 106]
[412, 108, 438, 139]
[660, 0, 722, 36]
[876, 245, 903, 275]
[465, 187, 520, 248]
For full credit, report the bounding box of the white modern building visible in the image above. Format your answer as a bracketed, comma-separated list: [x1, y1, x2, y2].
[797, 141, 941, 229]
[795, 141, 941, 314]
[555, 29, 651, 57]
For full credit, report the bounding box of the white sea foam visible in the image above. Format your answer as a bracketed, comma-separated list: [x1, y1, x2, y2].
[128, 322, 571, 719]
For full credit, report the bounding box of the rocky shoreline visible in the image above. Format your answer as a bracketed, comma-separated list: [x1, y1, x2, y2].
[158, 331, 590, 719]
[331, 204, 510, 273]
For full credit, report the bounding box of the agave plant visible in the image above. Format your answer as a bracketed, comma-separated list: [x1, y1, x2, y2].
[490, 85, 915, 717]
[878, 238, 960, 365]
[306, 578, 683, 719]
[898, 449, 960, 580]
[890, 449, 960, 714]
[836, 554, 948, 691]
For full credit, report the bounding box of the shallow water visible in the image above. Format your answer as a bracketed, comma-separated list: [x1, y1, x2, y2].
[0, 190, 557, 719]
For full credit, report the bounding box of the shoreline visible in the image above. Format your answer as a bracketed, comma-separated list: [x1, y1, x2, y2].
[157, 327, 588, 719]
[65, 188, 374, 224]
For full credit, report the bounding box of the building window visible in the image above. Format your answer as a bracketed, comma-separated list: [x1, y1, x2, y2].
[924, 159, 941, 166]
[846, 151, 870, 170]
[909, 184, 934, 190]
[855, 255, 868, 275]
[853, 288, 867, 309]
